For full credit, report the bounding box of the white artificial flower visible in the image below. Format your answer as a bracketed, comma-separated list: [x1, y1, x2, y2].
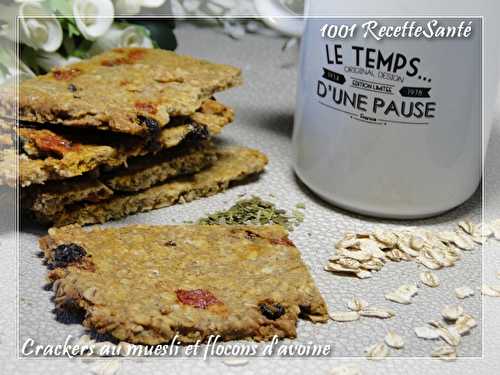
[114, 0, 143, 15]
[35, 51, 82, 72]
[73, 0, 114, 40]
[0, 2, 63, 52]
[89, 24, 153, 56]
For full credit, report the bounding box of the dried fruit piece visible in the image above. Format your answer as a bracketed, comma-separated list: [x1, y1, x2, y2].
[414, 326, 439, 340]
[259, 302, 286, 320]
[384, 331, 404, 349]
[420, 271, 440, 288]
[176, 289, 222, 309]
[330, 311, 360, 322]
[52, 243, 87, 267]
[365, 342, 389, 360]
[455, 286, 475, 299]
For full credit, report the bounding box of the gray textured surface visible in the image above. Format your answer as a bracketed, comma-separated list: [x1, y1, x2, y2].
[1, 23, 500, 374]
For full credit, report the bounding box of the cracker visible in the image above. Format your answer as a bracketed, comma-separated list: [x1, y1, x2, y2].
[40, 224, 328, 344]
[33, 147, 268, 226]
[103, 142, 217, 192]
[13, 99, 232, 187]
[19, 48, 241, 136]
[23, 142, 218, 215]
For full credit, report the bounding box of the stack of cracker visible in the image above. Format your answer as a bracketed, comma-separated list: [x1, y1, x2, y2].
[6, 48, 267, 226]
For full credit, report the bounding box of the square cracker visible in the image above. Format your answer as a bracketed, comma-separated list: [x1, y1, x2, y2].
[19, 48, 241, 136]
[41, 224, 328, 345]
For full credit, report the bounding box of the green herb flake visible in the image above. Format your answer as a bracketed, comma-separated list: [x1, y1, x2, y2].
[197, 196, 304, 231]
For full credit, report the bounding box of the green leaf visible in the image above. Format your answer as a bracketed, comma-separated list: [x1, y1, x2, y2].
[67, 22, 80, 38]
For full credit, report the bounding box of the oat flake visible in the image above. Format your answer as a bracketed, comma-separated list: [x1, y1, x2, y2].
[481, 284, 500, 297]
[384, 331, 404, 349]
[330, 311, 360, 322]
[414, 326, 439, 340]
[346, 297, 369, 312]
[420, 272, 440, 288]
[365, 343, 389, 360]
[359, 307, 395, 319]
[223, 358, 249, 367]
[431, 345, 457, 361]
[455, 314, 477, 335]
[455, 286, 475, 299]
[441, 305, 464, 321]
[437, 326, 461, 347]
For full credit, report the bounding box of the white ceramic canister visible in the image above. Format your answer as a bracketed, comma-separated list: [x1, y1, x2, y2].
[254, 0, 500, 218]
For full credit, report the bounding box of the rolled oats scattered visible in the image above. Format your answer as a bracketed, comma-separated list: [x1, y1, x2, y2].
[420, 272, 440, 288]
[455, 314, 477, 335]
[359, 307, 395, 319]
[414, 326, 440, 340]
[324, 263, 359, 275]
[384, 331, 404, 349]
[365, 342, 389, 360]
[455, 286, 475, 299]
[437, 326, 461, 347]
[346, 297, 369, 312]
[481, 284, 500, 297]
[431, 345, 457, 361]
[355, 270, 373, 279]
[359, 239, 385, 258]
[385, 284, 418, 305]
[360, 259, 384, 271]
[338, 257, 362, 269]
[330, 311, 360, 322]
[327, 220, 494, 280]
[458, 220, 475, 235]
[441, 305, 464, 321]
[410, 235, 425, 251]
[453, 232, 475, 250]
